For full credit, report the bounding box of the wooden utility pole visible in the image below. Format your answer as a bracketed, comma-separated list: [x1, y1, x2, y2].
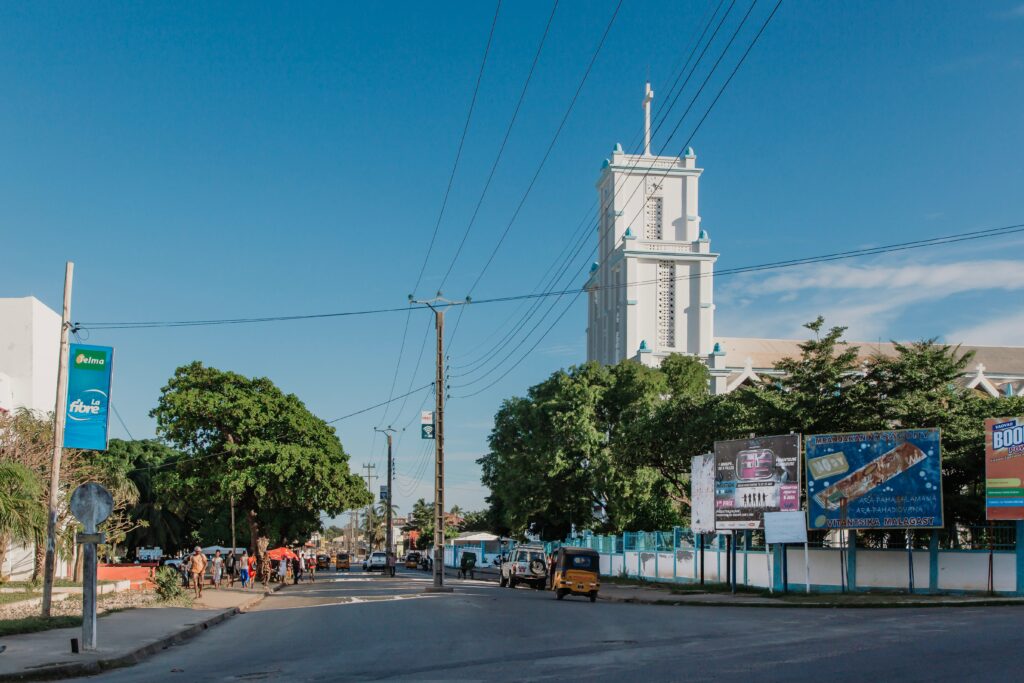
[42, 261, 74, 618]
[412, 295, 465, 593]
[375, 427, 396, 575]
[433, 307, 445, 589]
[362, 463, 377, 551]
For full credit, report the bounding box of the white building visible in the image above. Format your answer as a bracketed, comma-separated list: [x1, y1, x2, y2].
[586, 85, 1024, 397]
[0, 296, 61, 414]
[0, 296, 62, 580]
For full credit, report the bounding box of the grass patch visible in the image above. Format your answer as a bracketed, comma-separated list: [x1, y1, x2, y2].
[0, 616, 81, 637]
[0, 592, 39, 605]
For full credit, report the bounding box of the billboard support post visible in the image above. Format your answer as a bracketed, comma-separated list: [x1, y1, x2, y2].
[765, 543, 772, 594]
[699, 534, 704, 585]
[1016, 521, 1024, 596]
[803, 542, 810, 594]
[782, 543, 788, 593]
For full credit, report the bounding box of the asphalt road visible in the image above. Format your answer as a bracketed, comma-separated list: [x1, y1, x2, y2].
[83, 567, 1024, 682]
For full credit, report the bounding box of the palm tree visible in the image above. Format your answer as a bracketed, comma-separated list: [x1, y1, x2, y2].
[0, 461, 45, 579]
[361, 507, 384, 551]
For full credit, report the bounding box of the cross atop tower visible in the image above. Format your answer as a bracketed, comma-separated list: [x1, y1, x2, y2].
[642, 82, 654, 156]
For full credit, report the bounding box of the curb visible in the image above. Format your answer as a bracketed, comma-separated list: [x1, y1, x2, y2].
[0, 583, 286, 682]
[597, 593, 1024, 609]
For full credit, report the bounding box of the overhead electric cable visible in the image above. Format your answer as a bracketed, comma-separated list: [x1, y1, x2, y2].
[78, 221, 1024, 332]
[446, 0, 732, 368]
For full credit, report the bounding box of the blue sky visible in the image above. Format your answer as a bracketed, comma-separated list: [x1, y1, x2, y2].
[3, 2, 1023, 519]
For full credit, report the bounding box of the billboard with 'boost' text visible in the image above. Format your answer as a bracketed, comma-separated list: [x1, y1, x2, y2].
[985, 417, 1024, 520]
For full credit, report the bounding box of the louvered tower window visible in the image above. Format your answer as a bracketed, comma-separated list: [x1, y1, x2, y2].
[645, 196, 663, 240]
[657, 261, 676, 349]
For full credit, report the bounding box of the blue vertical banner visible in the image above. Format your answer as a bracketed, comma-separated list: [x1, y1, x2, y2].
[63, 344, 114, 450]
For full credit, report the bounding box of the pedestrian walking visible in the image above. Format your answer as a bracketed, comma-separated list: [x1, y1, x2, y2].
[190, 546, 208, 599]
[292, 555, 302, 584]
[307, 555, 316, 583]
[179, 555, 191, 588]
[212, 549, 224, 588]
[277, 556, 288, 583]
[225, 550, 237, 587]
[239, 551, 250, 588]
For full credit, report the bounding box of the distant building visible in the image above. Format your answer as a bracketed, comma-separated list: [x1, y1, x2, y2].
[586, 84, 1024, 395]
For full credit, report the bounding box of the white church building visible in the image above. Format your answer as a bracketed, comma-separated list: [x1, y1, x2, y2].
[586, 84, 1024, 397]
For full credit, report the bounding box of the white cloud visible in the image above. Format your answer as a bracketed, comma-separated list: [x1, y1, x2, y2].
[716, 256, 1024, 342]
[751, 260, 1024, 296]
[947, 311, 1024, 347]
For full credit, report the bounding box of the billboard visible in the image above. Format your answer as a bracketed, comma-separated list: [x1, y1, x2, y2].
[714, 434, 801, 530]
[985, 417, 1024, 520]
[805, 429, 942, 530]
[690, 453, 715, 534]
[63, 344, 114, 451]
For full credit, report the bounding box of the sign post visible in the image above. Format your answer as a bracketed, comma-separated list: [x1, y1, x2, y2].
[765, 511, 808, 595]
[70, 482, 113, 651]
[690, 453, 715, 586]
[420, 411, 435, 440]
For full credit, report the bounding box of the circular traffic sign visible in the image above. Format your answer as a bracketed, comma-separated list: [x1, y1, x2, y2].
[70, 482, 114, 530]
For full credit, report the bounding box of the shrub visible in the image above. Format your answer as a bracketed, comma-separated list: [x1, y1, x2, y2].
[153, 566, 184, 602]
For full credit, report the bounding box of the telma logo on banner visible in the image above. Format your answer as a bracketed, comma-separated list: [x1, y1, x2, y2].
[64, 344, 114, 451]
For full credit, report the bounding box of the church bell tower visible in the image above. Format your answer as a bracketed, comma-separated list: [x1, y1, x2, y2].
[585, 82, 718, 368]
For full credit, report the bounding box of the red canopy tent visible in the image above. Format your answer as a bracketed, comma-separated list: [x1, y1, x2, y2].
[266, 547, 299, 561]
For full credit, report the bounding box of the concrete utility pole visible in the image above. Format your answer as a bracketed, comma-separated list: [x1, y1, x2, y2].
[375, 427, 396, 574]
[411, 295, 467, 593]
[362, 463, 377, 551]
[42, 261, 73, 618]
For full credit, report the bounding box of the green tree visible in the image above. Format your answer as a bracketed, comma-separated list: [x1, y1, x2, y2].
[0, 461, 45, 578]
[150, 362, 371, 558]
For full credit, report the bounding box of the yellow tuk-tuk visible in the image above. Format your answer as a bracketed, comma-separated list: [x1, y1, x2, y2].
[336, 552, 351, 571]
[405, 551, 421, 569]
[552, 547, 600, 602]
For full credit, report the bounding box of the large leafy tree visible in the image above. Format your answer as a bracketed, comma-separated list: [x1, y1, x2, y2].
[481, 359, 684, 540]
[150, 362, 370, 557]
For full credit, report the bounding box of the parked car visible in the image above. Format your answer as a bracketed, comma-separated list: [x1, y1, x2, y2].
[365, 551, 388, 572]
[499, 544, 548, 589]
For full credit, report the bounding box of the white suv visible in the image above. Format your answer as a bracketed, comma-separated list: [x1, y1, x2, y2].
[499, 545, 548, 590]
[366, 551, 387, 572]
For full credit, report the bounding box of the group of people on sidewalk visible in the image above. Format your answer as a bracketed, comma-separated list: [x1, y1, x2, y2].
[176, 547, 262, 598]
[176, 547, 324, 598]
[276, 554, 318, 585]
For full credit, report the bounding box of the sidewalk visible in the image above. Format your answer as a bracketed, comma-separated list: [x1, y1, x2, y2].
[596, 579, 1024, 608]
[0, 583, 284, 681]
[446, 564, 1024, 608]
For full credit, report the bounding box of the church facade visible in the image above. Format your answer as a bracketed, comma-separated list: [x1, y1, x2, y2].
[585, 84, 1024, 398]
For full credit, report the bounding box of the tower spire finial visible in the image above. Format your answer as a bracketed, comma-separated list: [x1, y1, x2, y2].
[643, 82, 654, 156]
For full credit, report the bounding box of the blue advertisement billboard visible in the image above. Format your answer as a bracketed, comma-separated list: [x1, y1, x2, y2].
[63, 344, 114, 451]
[805, 428, 943, 530]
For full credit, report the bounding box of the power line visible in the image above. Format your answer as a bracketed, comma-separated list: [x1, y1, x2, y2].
[77, 221, 1024, 333]
[78, 303, 416, 330]
[449, 0, 758, 386]
[411, 0, 503, 297]
[436, 0, 560, 292]
[463, 0, 624, 300]
[325, 383, 434, 424]
[446, 0, 733, 371]
[378, 0, 501, 448]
